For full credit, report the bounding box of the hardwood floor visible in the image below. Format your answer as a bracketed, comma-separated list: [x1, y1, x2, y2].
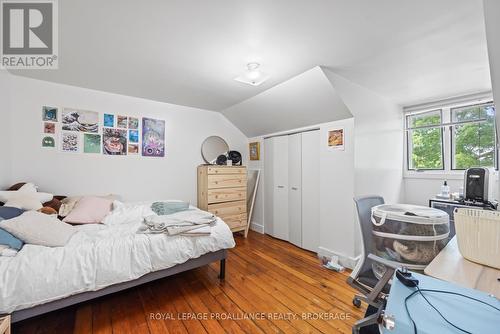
[13, 231, 365, 334]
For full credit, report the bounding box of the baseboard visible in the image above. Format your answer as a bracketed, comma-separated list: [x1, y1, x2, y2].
[317, 246, 359, 270]
[249, 221, 264, 234]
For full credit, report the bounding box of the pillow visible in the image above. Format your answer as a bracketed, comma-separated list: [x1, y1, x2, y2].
[0, 207, 25, 250]
[0, 183, 53, 210]
[151, 201, 190, 216]
[0, 206, 25, 219]
[59, 194, 117, 217]
[63, 196, 113, 224]
[1, 211, 76, 247]
[5, 197, 43, 210]
[0, 219, 24, 251]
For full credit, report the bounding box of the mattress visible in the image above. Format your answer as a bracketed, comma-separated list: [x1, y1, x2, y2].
[0, 203, 235, 314]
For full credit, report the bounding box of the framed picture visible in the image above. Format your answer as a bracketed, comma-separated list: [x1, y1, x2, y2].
[103, 128, 127, 155]
[103, 114, 115, 127]
[62, 108, 99, 133]
[42, 106, 58, 122]
[249, 142, 260, 160]
[142, 117, 165, 157]
[327, 128, 344, 150]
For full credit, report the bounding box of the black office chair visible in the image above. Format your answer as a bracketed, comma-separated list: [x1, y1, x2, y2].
[348, 195, 400, 334]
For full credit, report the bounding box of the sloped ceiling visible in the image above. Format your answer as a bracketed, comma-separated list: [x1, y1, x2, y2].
[10, 0, 490, 110]
[221, 67, 353, 137]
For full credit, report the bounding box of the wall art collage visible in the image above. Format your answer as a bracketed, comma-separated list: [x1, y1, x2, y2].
[41, 106, 165, 157]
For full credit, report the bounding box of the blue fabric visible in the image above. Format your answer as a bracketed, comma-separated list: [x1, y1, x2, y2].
[0, 206, 25, 219]
[0, 206, 25, 250]
[151, 201, 190, 216]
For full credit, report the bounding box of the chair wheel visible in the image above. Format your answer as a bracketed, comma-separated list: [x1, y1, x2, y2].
[352, 297, 361, 308]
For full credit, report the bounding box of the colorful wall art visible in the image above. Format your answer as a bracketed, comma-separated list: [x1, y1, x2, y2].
[128, 130, 139, 143]
[61, 132, 79, 152]
[142, 117, 165, 157]
[84, 134, 101, 153]
[44, 122, 56, 134]
[40, 105, 167, 158]
[42, 136, 55, 148]
[128, 144, 139, 154]
[327, 128, 345, 150]
[117, 116, 128, 129]
[103, 128, 127, 155]
[62, 108, 99, 133]
[42, 106, 58, 122]
[104, 114, 115, 127]
[128, 117, 139, 129]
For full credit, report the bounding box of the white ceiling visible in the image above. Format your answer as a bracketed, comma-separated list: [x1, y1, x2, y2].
[223, 67, 352, 137]
[11, 0, 491, 110]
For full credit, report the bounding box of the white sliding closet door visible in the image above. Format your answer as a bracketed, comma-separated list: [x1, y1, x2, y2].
[288, 133, 302, 247]
[272, 136, 289, 240]
[301, 130, 320, 252]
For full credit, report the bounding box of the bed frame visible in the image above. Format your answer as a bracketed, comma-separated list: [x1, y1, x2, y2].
[9, 249, 227, 323]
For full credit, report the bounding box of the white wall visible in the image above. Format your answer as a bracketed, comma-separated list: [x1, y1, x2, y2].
[323, 70, 404, 256]
[318, 118, 356, 264]
[484, 0, 500, 198]
[7, 75, 248, 202]
[405, 177, 462, 206]
[0, 70, 12, 188]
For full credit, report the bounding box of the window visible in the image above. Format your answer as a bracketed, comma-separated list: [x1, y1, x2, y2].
[406, 110, 444, 170]
[451, 103, 497, 170]
[405, 100, 497, 172]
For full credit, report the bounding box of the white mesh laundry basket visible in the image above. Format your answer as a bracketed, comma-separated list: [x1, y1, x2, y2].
[371, 204, 450, 271]
[454, 208, 500, 269]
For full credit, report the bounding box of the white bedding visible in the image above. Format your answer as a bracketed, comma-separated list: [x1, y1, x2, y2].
[0, 202, 235, 314]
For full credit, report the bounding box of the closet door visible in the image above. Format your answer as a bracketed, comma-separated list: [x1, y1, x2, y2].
[288, 133, 302, 247]
[301, 130, 320, 252]
[272, 136, 289, 240]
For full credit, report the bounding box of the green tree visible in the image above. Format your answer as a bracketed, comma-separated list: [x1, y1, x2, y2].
[410, 113, 443, 169]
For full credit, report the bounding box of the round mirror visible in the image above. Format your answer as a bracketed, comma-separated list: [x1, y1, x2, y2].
[201, 136, 229, 164]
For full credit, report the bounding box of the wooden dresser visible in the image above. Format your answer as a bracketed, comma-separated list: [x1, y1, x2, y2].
[197, 165, 248, 235]
[0, 315, 10, 334]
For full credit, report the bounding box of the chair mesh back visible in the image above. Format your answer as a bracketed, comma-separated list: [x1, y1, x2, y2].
[353, 195, 385, 274]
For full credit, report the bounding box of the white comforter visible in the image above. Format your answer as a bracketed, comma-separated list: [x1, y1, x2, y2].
[0, 202, 235, 314]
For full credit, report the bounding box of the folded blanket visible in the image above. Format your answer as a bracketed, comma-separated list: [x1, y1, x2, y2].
[179, 225, 211, 237]
[139, 209, 216, 236]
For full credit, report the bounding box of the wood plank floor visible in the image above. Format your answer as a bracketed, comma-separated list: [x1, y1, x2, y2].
[13, 231, 365, 334]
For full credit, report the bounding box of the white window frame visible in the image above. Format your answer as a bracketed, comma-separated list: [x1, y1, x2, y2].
[404, 95, 497, 179]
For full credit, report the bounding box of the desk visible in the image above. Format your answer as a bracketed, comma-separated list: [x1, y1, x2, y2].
[383, 272, 500, 334]
[425, 236, 500, 299]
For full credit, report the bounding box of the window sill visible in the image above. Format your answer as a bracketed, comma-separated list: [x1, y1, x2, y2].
[403, 171, 464, 180]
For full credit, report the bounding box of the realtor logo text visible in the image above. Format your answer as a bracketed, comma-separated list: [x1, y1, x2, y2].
[1, 0, 58, 69]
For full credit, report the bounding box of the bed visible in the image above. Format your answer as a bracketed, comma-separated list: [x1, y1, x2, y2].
[0, 202, 235, 322]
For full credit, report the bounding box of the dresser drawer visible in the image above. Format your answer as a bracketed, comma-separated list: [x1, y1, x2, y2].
[208, 200, 246, 217]
[207, 166, 246, 175]
[220, 213, 247, 229]
[208, 187, 246, 204]
[208, 174, 246, 189]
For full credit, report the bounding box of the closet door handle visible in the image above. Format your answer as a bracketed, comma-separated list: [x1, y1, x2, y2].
[291, 187, 298, 190]
[277, 185, 285, 189]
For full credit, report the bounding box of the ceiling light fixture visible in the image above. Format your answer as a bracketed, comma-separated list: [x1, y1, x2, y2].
[234, 62, 269, 86]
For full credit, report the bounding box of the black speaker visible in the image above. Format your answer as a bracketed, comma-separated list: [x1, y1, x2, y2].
[464, 167, 489, 202]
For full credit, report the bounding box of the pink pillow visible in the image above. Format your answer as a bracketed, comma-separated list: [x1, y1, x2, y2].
[63, 196, 113, 224]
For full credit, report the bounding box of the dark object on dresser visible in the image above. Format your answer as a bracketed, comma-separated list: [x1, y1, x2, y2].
[216, 154, 228, 165]
[227, 150, 242, 165]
